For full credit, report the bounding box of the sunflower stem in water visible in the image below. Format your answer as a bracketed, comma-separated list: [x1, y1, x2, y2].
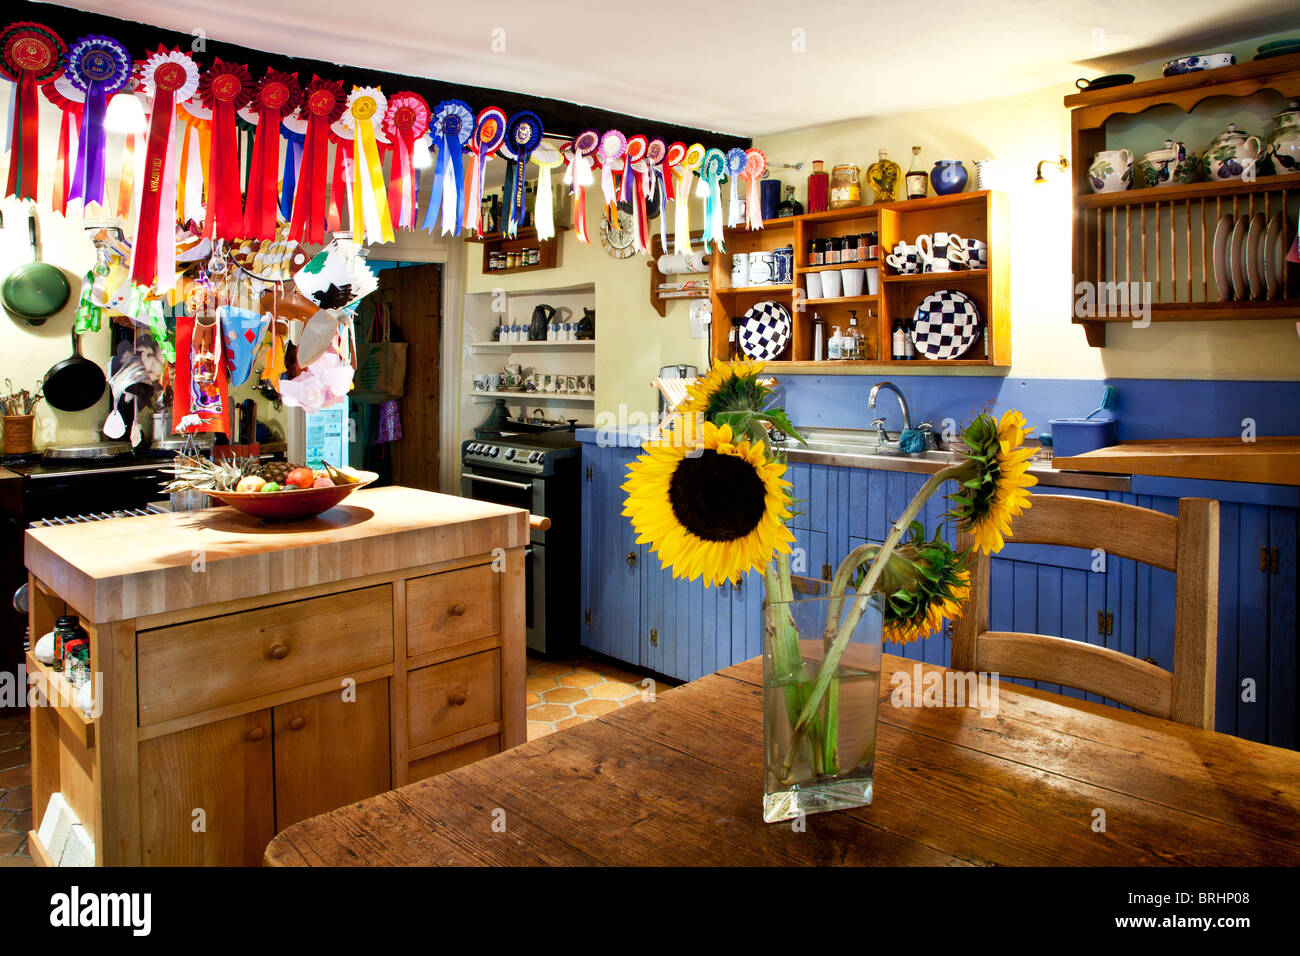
[765, 552, 826, 780]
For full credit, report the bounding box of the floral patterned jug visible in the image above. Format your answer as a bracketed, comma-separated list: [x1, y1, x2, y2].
[1266, 100, 1300, 175]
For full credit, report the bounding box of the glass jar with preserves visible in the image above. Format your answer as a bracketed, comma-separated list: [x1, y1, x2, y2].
[829, 164, 862, 208]
[867, 149, 901, 203]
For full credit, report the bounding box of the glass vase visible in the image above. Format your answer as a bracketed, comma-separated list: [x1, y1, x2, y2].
[762, 575, 882, 823]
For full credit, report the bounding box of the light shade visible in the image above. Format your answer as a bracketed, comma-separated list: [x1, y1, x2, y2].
[413, 135, 433, 170]
[105, 93, 147, 135]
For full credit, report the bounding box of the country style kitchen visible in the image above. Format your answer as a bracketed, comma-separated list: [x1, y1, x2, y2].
[0, 0, 1298, 892]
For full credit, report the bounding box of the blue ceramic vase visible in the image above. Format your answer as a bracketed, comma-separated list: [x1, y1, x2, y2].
[930, 160, 968, 196]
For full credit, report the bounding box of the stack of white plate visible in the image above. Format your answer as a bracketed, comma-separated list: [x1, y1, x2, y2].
[1212, 211, 1291, 301]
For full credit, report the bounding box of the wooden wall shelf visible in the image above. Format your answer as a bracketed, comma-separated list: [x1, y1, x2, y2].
[708, 190, 1010, 369]
[474, 226, 564, 276]
[648, 232, 710, 317]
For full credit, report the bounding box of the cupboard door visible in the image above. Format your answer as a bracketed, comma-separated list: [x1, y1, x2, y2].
[1267, 506, 1297, 749]
[138, 711, 274, 866]
[272, 678, 391, 831]
[582, 444, 642, 666]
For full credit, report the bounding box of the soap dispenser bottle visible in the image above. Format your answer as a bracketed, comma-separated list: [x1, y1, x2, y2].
[828, 326, 844, 361]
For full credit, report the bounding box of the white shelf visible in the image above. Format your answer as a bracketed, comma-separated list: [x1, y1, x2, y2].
[470, 340, 596, 349]
[469, 390, 596, 402]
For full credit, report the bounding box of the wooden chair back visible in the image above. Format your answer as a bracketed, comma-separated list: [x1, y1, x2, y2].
[951, 495, 1219, 728]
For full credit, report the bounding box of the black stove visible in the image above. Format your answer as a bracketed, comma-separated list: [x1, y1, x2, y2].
[460, 431, 581, 657]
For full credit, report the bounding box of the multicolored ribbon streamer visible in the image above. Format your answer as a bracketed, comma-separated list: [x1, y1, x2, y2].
[131, 48, 199, 291]
[625, 135, 649, 254]
[462, 106, 505, 236]
[422, 99, 471, 236]
[242, 68, 301, 239]
[382, 91, 430, 231]
[700, 147, 726, 253]
[43, 75, 82, 214]
[65, 34, 132, 208]
[563, 129, 598, 244]
[288, 76, 345, 244]
[343, 87, 394, 244]
[725, 148, 746, 228]
[744, 148, 766, 231]
[504, 111, 542, 237]
[1, 22, 66, 202]
[176, 100, 210, 229]
[646, 138, 668, 251]
[596, 130, 626, 228]
[530, 142, 562, 241]
[674, 142, 700, 255]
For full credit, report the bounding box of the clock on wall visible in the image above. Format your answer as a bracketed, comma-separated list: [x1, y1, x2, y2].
[600, 207, 636, 259]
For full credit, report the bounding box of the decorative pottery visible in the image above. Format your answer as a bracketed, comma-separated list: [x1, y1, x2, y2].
[1075, 73, 1135, 91]
[1136, 140, 1196, 187]
[866, 149, 901, 203]
[1087, 148, 1134, 193]
[1265, 100, 1300, 175]
[1202, 123, 1263, 181]
[930, 159, 968, 195]
[1162, 52, 1235, 76]
[974, 158, 999, 190]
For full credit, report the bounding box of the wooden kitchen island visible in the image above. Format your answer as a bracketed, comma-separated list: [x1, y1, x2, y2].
[23, 485, 528, 866]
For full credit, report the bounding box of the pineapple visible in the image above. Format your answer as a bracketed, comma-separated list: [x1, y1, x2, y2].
[245, 460, 298, 485]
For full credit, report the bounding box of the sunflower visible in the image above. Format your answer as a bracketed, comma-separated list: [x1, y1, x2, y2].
[947, 409, 1038, 555]
[680, 359, 767, 418]
[622, 420, 795, 587]
[852, 524, 971, 645]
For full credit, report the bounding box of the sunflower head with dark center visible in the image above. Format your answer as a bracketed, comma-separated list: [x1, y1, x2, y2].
[668, 450, 766, 541]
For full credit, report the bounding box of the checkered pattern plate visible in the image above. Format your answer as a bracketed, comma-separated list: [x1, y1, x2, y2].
[739, 300, 792, 361]
[911, 289, 980, 359]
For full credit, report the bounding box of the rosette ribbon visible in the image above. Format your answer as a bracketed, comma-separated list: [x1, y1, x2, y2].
[288, 76, 345, 244]
[462, 107, 505, 236]
[421, 99, 471, 236]
[504, 112, 542, 238]
[700, 147, 727, 253]
[595, 130, 626, 229]
[1, 22, 66, 202]
[530, 142, 562, 241]
[65, 34, 132, 208]
[725, 148, 747, 229]
[280, 114, 305, 223]
[744, 148, 767, 231]
[176, 100, 210, 230]
[672, 142, 699, 255]
[563, 130, 598, 244]
[344, 87, 394, 244]
[131, 48, 199, 291]
[243, 68, 302, 240]
[382, 92, 430, 231]
[327, 124, 353, 233]
[198, 59, 252, 239]
[625, 135, 649, 255]
[43, 76, 83, 214]
[646, 138, 668, 251]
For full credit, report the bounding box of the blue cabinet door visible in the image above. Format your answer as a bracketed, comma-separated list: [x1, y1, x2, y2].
[580, 443, 642, 666]
[1268, 506, 1297, 749]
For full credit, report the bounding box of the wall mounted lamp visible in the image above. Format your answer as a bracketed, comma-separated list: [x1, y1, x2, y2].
[1034, 155, 1069, 184]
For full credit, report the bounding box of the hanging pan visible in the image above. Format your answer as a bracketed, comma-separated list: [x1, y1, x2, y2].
[44, 326, 106, 411]
[2, 210, 71, 326]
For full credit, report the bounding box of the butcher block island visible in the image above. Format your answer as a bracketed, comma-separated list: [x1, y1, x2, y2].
[22, 486, 528, 867]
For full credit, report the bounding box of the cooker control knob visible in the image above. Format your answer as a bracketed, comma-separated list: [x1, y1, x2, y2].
[530, 452, 543, 464]
[490, 446, 500, 458]
[466, 443, 478, 455]
[504, 448, 516, 461]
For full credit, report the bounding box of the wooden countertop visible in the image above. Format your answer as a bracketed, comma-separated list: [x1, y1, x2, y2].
[265, 655, 1300, 867]
[24, 485, 527, 623]
[1053, 437, 1300, 486]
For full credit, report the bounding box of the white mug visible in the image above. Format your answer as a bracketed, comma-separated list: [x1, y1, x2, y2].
[731, 252, 750, 288]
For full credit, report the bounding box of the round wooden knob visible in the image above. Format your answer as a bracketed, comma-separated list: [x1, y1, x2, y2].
[288, 715, 306, 731]
[449, 603, 467, 616]
[626, 551, 637, 567]
[269, 642, 289, 660]
[451, 692, 468, 706]
[246, 727, 265, 742]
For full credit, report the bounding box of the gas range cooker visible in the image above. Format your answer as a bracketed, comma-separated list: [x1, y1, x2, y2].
[461, 433, 580, 477]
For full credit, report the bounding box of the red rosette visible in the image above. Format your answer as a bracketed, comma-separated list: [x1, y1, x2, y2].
[0, 21, 66, 84]
[43, 74, 83, 110]
[198, 57, 253, 111]
[302, 75, 346, 124]
[382, 91, 430, 141]
[625, 135, 648, 165]
[252, 67, 302, 115]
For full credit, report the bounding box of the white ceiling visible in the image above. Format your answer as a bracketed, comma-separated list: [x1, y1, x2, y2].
[40, 0, 1300, 136]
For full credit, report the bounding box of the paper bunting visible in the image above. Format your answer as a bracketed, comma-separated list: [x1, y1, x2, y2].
[242, 67, 301, 239]
[65, 34, 132, 208]
[43, 74, 82, 213]
[198, 58, 252, 240]
[700, 147, 726, 253]
[725, 148, 747, 229]
[504, 111, 542, 237]
[422, 98, 472, 236]
[342, 86, 394, 244]
[531, 142, 562, 241]
[287, 75, 345, 243]
[744, 148, 766, 230]
[382, 91, 430, 231]
[564, 129, 599, 243]
[1, 22, 66, 202]
[463, 106, 505, 236]
[130, 47, 199, 291]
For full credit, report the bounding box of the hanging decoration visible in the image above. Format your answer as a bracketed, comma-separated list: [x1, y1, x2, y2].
[198, 58, 252, 240]
[288, 75, 345, 244]
[130, 47, 200, 291]
[645, 138, 668, 252]
[595, 129, 626, 228]
[725, 148, 747, 228]
[422, 98, 472, 236]
[564, 129, 599, 244]
[43, 76, 83, 214]
[114, 87, 146, 222]
[700, 147, 726, 253]
[462, 106, 506, 236]
[342, 86, 394, 244]
[624, 135, 649, 255]
[530, 142, 562, 241]
[672, 142, 695, 254]
[744, 148, 766, 231]
[382, 91, 430, 231]
[503, 111, 542, 237]
[242, 67, 301, 239]
[176, 98, 209, 230]
[65, 33, 132, 208]
[1, 22, 66, 202]
[280, 111, 305, 224]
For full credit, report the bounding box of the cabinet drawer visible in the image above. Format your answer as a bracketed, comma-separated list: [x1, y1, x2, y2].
[408, 736, 500, 783]
[407, 650, 501, 748]
[137, 585, 394, 726]
[407, 563, 500, 657]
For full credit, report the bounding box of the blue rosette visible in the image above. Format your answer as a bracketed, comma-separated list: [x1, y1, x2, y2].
[504, 111, 543, 236]
[422, 98, 473, 234]
[64, 33, 131, 206]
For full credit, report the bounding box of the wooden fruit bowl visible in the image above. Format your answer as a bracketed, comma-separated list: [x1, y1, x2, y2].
[204, 469, 378, 522]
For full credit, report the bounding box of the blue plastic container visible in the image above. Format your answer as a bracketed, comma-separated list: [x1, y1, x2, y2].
[1049, 416, 1117, 458]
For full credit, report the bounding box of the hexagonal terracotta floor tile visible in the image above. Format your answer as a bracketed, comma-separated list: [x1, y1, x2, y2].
[525, 676, 558, 694]
[528, 703, 574, 723]
[558, 671, 603, 689]
[556, 716, 593, 731]
[527, 721, 555, 741]
[589, 680, 639, 701]
[543, 686, 586, 705]
[529, 660, 573, 678]
[574, 698, 621, 717]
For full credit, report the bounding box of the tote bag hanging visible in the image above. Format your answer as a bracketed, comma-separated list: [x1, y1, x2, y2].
[353, 301, 407, 403]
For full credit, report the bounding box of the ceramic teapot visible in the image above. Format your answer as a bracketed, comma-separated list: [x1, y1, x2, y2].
[1136, 140, 1195, 187]
[1087, 148, 1134, 193]
[1266, 100, 1300, 175]
[1203, 123, 1262, 181]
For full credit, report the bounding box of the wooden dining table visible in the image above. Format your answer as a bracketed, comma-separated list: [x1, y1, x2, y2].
[265, 655, 1300, 866]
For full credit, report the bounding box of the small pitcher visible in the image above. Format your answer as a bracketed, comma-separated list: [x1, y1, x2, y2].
[1088, 148, 1134, 193]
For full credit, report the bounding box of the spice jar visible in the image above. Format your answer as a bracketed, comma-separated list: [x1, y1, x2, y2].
[827, 237, 841, 265]
[841, 235, 858, 263]
[809, 238, 824, 266]
[857, 234, 869, 261]
[830, 164, 862, 208]
[52, 616, 83, 673]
